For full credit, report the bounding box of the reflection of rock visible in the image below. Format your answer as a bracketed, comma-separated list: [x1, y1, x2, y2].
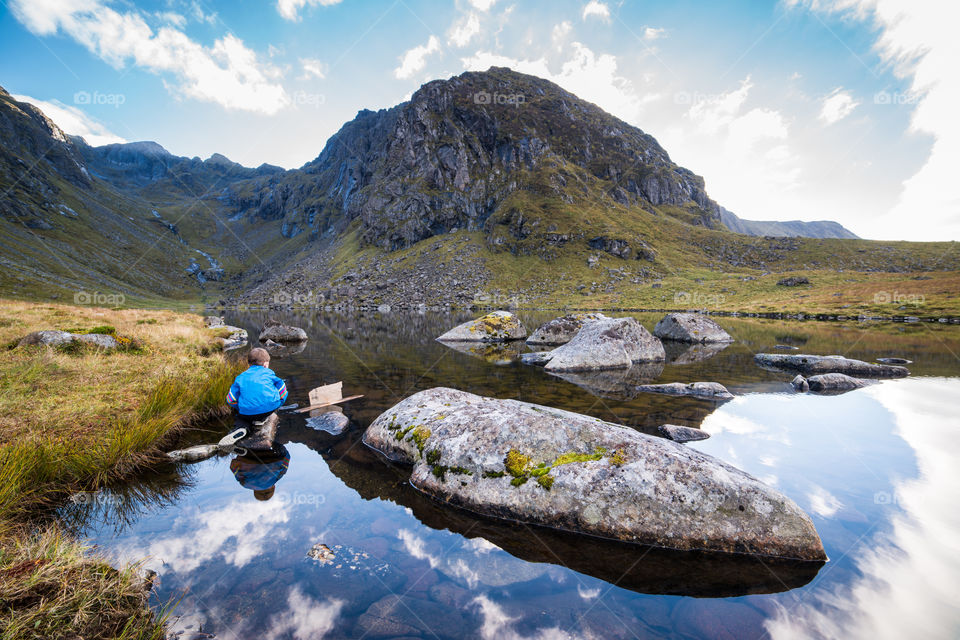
[305, 411, 349, 434]
[547, 362, 664, 400]
[807, 373, 872, 394]
[364, 387, 826, 560]
[259, 320, 308, 342]
[658, 424, 710, 443]
[438, 340, 522, 365]
[542, 317, 665, 372]
[436, 311, 527, 342]
[634, 382, 734, 401]
[526, 312, 608, 345]
[654, 313, 734, 343]
[356, 594, 466, 639]
[756, 353, 909, 378]
[519, 350, 553, 366]
[264, 339, 305, 357]
[664, 340, 730, 364]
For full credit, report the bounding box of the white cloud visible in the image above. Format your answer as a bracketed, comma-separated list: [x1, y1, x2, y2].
[13, 94, 126, 146]
[394, 35, 441, 79]
[263, 586, 344, 640]
[819, 87, 860, 124]
[468, 0, 497, 11]
[276, 0, 343, 22]
[472, 596, 573, 640]
[582, 0, 611, 22]
[10, 0, 289, 114]
[449, 13, 481, 48]
[551, 21, 572, 45]
[300, 57, 327, 79]
[643, 26, 666, 40]
[808, 484, 842, 517]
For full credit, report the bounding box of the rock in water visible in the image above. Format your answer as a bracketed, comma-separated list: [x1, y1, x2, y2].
[520, 350, 554, 366]
[755, 353, 908, 378]
[205, 316, 226, 328]
[305, 411, 350, 434]
[220, 325, 248, 351]
[658, 424, 710, 443]
[259, 320, 308, 343]
[237, 413, 279, 451]
[791, 375, 810, 393]
[653, 313, 734, 344]
[526, 312, 609, 345]
[363, 387, 826, 560]
[541, 317, 666, 372]
[634, 382, 734, 401]
[877, 357, 912, 365]
[166, 444, 222, 463]
[807, 373, 870, 394]
[437, 311, 527, 342]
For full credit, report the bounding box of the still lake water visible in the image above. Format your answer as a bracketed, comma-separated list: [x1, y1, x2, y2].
[63, 311, 960, 639]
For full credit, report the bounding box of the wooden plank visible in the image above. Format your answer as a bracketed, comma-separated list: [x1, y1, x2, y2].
[309, 382, 343, 406]
[294, 395, 364, 413]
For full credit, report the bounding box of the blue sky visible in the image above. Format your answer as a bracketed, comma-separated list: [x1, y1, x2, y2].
[2, 0, 957, 241]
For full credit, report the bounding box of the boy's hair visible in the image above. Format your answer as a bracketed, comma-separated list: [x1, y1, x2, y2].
[248, 347, 270, 366]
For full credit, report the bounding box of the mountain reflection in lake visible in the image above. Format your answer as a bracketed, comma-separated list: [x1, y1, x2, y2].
[67, 311, 960, 639]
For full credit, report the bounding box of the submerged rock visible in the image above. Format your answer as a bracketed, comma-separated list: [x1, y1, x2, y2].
[654, 313, 734, 344]
[526, 312, 609, 345]
[363, 387, 826, 560]
[658, 424, 710, 443]
[436, 311, 527, 342]
[305, 411, 350, 434]
[877, 357, 912, 365]
[165, 443, 224, 463]
[634, 382, 734, 401]
[259, 320, 308, 343]
[807, 373, 871, 394]
[791, 375, 810, 393]
[540, 317, 665, 372]
[755, 353, 908, 378]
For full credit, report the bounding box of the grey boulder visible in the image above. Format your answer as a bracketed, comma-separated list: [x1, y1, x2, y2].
[526, 312, 609, 345]
[259, 321, 308, 343]
[436, 311, 527, 342]
[75, 333, 118, 349]
[807, 373, 871, 394]
[204, 316, 226, 328]
[654, 313, 734, 343]
[791, 375, 810, 393]
[755, 353, 908, 378]
[220, 325, 248, 351]
[18, 330, 116, 349]
[520, 350, 554, 366]
[634, 382, 734, 401]
[305, 411, 350, 435]
[541, 317, 665, 372]
[363, 387, 826, 560]
[236, 412, 279, 451]
[658, 424, 711, 443]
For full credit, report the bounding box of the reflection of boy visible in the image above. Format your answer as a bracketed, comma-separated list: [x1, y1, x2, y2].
[229, 446, 290, 501]
[226, 347, 288, 431]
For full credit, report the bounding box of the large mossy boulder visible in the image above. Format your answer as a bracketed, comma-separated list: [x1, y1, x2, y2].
[755, 353, 908, 378]
[540, 317, 665, 372]
[436, 311, 527, 342]
[363, 387, 826, 560]
[526, 312, 609, 345]
[654, 313, 734, 343]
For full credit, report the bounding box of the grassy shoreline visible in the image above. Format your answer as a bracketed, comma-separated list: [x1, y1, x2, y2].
[0, 299, 244, 639]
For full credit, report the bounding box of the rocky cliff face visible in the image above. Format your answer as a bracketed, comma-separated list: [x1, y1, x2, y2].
[220, 67, 724, 251]
[719, 208, 859, 239]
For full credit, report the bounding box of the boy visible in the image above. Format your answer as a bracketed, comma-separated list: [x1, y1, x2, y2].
[226, 347, 288, 432]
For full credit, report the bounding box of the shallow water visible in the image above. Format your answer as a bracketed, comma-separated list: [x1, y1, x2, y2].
[65, 311, 960, 639]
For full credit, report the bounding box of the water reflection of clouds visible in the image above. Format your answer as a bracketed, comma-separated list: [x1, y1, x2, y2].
[473, 595, 572, 640]
[766, 379, 960, 640]
[115, 498, 290, 574]
[263, 586, 344, 640]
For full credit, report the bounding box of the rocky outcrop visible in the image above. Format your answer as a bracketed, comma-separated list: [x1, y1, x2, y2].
[363, 387, 826, 560]
[538, 317, 665, 372]
[654, 313, 734, 343]
[658, 424, 710, 443]
[777, 276, 811, 287]
[755, 353, 909, 378]
[634, 382, 734, 401]
[806, 373, 871, 393]
[258, 320, 308, 343]
[526, 312, 609, 345]
[436, 311, 527, 342]
[17, 330, 116, 349]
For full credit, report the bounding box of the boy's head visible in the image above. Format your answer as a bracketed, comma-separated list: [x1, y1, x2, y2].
[248, 347, 270, 367]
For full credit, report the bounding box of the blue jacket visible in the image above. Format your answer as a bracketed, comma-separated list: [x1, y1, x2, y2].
[226, 366, 288, 415]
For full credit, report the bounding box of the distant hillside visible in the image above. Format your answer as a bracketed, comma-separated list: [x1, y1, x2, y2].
[719, 208, 859, 239]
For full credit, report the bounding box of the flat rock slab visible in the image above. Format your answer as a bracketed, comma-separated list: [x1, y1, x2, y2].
[654, 313, 734, 344]
[526, 312, 609, 345]
[634, 382, 734, 401]
[542, 317, 666, 372]
[436, 311, 527, 342]
[363, 387, 826, 560]
[237, 412, 279, 451]
[755, 353, 909, 378]
[806, 373, 872, 394]
[658, 424, 710, 443]
[259, 321, 308, 342]
[18, 330, 117, 349]
[305, 411, 350, 435]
